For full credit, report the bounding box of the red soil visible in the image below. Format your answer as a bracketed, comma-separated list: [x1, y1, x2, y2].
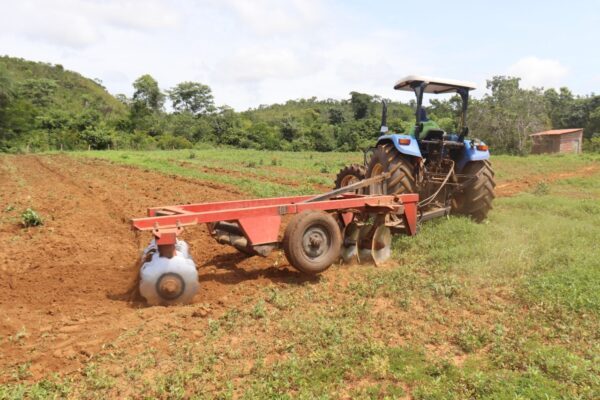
[0, 155, 308, 379]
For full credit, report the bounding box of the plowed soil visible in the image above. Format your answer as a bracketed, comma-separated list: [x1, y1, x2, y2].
[0, 155, 309, 379]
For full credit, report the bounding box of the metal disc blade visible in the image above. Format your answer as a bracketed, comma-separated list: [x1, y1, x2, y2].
[371, 225, 392, 266]
[358, 224, 374, 264]
[139, 249, 199, 306]
[340, 222, 359, 263]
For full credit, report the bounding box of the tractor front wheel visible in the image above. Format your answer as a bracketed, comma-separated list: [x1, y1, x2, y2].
[366, 144, 416, 195]
[453, 160, 496, 222]
[335, 164, 366, 192]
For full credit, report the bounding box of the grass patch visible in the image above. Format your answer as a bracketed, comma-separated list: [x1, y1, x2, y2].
[72, 148, 364, 197]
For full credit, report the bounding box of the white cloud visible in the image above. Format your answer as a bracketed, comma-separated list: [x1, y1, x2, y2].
[508, 56, 568, 89]
[206, 26, 427, 109]
[216, 46, 317, 83]
[0, 0, 179, 49]
[217, 0, 323, 35]
[93, 1, 179, 30]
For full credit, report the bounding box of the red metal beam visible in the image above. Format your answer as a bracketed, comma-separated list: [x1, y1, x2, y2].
[147, 195, 315, 216]
[132, 195, 408, 232]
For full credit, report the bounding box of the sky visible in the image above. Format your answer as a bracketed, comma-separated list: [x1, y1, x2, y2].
[0, 0, 598, 110]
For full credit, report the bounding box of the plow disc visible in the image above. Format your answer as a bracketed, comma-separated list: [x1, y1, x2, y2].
[357, 221, 392, 266]
[139, 239, 199, 306]
[371, 225, 392, 266]
[340, 222, 360, 263]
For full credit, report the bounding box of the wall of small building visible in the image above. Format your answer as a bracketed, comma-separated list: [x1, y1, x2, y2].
[530, 131, 582, 154]
[557, 132, 582, 154]
[531, 137, 552, 154]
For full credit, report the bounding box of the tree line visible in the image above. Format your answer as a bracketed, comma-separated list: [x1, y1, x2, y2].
[1, 57, 599, 154]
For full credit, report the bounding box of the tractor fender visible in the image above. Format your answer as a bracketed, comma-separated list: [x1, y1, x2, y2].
[376, 134, 422, 158]
[456, 139, 490, 172]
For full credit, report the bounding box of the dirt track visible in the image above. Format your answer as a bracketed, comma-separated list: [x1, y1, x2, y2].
[495, 165, 599, 197]
[0, 155, 312, 379]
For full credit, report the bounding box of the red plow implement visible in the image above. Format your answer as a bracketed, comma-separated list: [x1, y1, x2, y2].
[131, 176, 418, 305]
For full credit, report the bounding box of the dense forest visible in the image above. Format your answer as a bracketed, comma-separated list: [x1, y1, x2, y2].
[1, 56, 599, 154]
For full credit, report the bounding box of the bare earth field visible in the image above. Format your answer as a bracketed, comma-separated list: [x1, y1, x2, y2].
[0, 152, 598, 399]
[0, 155, 303, 375]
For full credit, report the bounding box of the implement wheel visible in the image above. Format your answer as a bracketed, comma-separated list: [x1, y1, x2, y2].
[453, 160, 496, 222]
[283, 210, 342, 275]
[366, 144, 416, 195]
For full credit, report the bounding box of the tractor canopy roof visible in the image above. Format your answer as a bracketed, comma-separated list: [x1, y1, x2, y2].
[394, 75, 477, 93]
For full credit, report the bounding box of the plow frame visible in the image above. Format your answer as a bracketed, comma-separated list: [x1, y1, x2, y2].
[131, 193, 419, 248]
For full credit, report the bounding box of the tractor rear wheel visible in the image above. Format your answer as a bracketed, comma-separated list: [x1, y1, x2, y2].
[366, 144, 416, 195]
[453, 160, 496, 222]
[335, 164, 366, 192]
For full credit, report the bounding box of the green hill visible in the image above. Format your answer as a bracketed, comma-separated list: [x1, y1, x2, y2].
[0, 56, 126, 114]
[0, 56, 127, 151]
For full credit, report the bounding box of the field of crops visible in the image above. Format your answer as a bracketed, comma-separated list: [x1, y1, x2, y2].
[0, 150, 599, 399]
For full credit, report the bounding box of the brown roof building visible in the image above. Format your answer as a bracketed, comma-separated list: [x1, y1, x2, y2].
[530, 129, 583, 154]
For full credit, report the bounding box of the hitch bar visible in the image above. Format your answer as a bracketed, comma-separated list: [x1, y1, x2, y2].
[305, 173, 388, 203]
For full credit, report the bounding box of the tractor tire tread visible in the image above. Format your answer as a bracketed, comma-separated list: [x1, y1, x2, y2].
[367, 144, 416, 195]
[455, 161, 496, 222]
[335, 164, 366, 190]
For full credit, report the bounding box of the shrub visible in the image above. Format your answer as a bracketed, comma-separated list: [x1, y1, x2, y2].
[157, 134, 193, 150]
[583, 137, 600, 153]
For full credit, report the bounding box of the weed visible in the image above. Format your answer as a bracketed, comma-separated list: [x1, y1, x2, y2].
[265, 287, 292, 310]
[21, 208, 43, 227]
[454, 323, 490, 353]
[83, 363, 114, 390]
[4, 204, 15, 212]
[221, 308, 241, 332]
[251, 300, 267, 319]
[8, 327, 27, 343]
[533, 180, 550, 195]
[12, 362, 32, 380]
[0, 377, 72, 399]
[429, 276, 462, 299]
[207, 319, 220, 336]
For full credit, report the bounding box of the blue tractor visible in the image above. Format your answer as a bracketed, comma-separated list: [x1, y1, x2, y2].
[335, 75, 496, 222]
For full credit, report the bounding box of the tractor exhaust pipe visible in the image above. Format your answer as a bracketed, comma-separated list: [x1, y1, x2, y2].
[380, 100, 388, 134]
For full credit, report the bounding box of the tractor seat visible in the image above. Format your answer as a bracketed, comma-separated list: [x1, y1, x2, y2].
[422, 129, 445, 141]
